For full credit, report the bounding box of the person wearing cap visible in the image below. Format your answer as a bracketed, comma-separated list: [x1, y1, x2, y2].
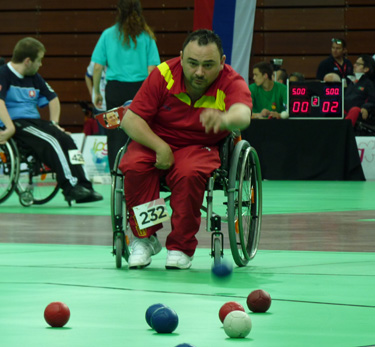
[316, 38, 353, 82]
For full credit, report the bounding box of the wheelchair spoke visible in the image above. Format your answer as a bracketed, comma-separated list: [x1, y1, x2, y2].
[16, 161, 59, 205]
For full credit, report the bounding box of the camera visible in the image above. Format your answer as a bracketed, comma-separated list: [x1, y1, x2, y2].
[270, 58, 283, 71]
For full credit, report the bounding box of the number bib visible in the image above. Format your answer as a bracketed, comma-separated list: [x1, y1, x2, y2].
[68, 149, 85, 165]
[133, 198, 170, 229]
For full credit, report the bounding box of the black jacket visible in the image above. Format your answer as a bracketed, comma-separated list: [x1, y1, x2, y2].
[316, 55, 354, 81]
[344, 75, 375, 115]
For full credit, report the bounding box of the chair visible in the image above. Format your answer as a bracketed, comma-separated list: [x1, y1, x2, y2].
[110, 134, 263, 268]
[0, 138, 59, 206]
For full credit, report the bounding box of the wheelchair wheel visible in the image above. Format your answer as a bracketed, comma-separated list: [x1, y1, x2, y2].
[115, 234, 124, 268]
[111, 146, 131, 266]
[0, 140, 20, 203]
[213, 236, 222, 266]
[16, 158, 59, 206]
[227, 140, 262, 267]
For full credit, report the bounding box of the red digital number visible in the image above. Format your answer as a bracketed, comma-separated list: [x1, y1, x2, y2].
[322, 101, 339, 113]
[291, 88, 306, 96]
[292, 101, 309, 113]
[331, 101, 339, 112]
[325, 88, 340, 96]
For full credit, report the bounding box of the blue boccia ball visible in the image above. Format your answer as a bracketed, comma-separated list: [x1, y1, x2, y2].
[151, 306, 179, 333]
[211, 259, 233, 279]
[145, 303, 166, 328]
[175, 344, 196, 347]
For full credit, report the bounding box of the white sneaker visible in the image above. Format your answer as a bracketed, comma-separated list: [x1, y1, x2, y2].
[128, 235, 162, 269]
[165, 250, 193, 269]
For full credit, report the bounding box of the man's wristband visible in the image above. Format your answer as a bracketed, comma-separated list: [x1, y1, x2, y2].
[50, 120, 59, 126]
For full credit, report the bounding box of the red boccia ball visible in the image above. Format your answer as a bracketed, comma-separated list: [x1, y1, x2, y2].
[44, 302, 70, 327]
[247, 289, 271, 313]
[219, 301, 245, 323]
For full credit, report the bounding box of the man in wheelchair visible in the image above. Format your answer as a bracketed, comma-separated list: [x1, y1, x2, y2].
[0, 37, 102, 204]
[119, 30, 253, 269]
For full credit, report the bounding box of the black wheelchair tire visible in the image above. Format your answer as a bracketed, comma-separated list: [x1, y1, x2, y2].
[111, 145, 131, 265]
[227, 140, 262, 267]
[115, 235, 123, 269]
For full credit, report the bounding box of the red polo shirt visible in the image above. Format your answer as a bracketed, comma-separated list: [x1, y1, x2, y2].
[129, 57, 252, 148]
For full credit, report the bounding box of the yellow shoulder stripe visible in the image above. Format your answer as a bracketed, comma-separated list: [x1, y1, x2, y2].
[194, 89, 226, 111]
[158, 62, 175, 90]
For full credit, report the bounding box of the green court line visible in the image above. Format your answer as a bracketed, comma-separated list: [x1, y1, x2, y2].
[2, 181, 375, 216]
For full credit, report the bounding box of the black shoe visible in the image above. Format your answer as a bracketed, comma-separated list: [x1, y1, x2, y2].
[63, 185, 92, 205]
[76, 190, 103, 204]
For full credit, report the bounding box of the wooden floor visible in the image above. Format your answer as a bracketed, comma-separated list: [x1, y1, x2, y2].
[2, 210, 375, 253]
[2, 181, 375, 253]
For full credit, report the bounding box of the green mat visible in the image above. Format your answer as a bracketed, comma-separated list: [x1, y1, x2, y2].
[0, 244, 374, 347]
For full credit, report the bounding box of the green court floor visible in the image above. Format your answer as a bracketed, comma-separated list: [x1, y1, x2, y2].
[1, 180, 374, 215]
[0, 245, 374, 347]
[1, 181, 375, 346]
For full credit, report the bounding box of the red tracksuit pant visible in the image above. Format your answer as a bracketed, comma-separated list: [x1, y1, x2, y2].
[119, 141, 221, 257]
[345, 106, 361, 127]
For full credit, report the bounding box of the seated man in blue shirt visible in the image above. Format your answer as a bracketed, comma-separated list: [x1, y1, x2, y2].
[0, 37, 102, 204]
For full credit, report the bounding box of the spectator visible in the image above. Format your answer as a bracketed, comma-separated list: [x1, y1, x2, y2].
[316, 38, 353, 83]
[344, 55, 375, 127]
[85, 61, 107, 135]
[0, 37, 103, 204]
[289, 72, 305, 82]
[249, 62, 287, 119]
[91, 0, 161, 170]
[119, 29, 252, 269]
[274, 68, 288, 85]
[323, 72, 341, 82]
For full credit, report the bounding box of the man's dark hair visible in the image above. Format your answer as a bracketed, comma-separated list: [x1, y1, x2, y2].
[12, 37, 45, 63]
[253, 61, 273, 80]
[277, 68, 288, 84]
[182, 29, 224, 57]
[289, 72, 305, 82]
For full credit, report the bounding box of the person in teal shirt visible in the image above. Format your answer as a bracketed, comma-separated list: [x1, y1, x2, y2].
[249, 62, 287, 119]
[91, 0, 161, 169]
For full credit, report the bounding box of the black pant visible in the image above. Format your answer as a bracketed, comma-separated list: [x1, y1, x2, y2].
[13, 119, 92, 193]
[105, 80, 144, 170]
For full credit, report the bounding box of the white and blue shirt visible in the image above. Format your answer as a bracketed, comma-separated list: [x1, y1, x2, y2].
[0, 62, 57, 126]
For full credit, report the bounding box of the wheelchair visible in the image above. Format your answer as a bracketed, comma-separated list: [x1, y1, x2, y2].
[0, 138, 59, 206]
[110, 134, 263, 268]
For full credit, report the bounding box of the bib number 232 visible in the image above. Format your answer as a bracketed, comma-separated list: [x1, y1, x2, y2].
[133, 198, 170, 229]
